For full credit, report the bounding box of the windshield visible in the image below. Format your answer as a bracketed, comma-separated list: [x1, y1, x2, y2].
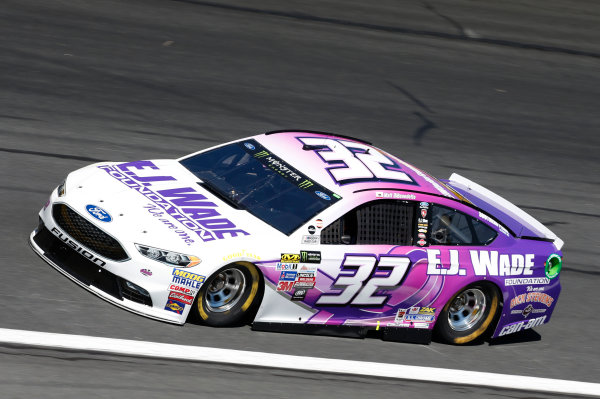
[180, 139, 341, 235]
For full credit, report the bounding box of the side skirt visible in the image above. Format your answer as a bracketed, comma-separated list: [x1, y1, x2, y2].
[252, 322, 432, 344]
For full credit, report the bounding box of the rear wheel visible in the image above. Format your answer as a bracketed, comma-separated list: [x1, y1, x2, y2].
[435, 283, 500, 345]
[193, 262, 261, 326]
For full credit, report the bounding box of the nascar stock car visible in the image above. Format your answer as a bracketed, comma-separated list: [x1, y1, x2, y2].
[30, 130, 563, 344]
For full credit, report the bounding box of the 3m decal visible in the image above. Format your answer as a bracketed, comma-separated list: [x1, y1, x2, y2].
[299, 137, 416, 185]
[316, 255, 410, 306]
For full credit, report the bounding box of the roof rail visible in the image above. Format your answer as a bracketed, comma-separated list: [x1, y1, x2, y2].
[264, 130, 372, 145]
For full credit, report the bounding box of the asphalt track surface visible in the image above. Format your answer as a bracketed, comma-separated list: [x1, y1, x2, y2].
[1, 0, 599, 397]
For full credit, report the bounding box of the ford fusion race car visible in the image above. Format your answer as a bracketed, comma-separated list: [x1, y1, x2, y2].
[30, 130, 563, 344]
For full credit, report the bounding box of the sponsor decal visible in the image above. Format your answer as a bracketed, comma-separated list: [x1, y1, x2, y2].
[300, 251, 321, 263]
[408, 307, 420, 315]
[395, 309, 407, 323]
[419, 202, 429, 209]
[375, 192, 417, 200]
[279, 271, 297, 281]
[315, 219, 323, 229]
[417, 239, 426, 246]
[168, 291, 194, 305]
[509, 292, 554, 309]
[293, 281, 315, 289]
[418, 233, 426, 239]
[164, 299, 186, 314]
[169, 284, 198, 296]
[276, 262, 298, 271]
[421, 209, 427, 218]
[281, 253, 300, 263]
[98, 162, 249, 242]
[171, 269, 205, 289]
[419, 307, 435, 315]
[222, 249, 261, 262]
[50, 227, 107, 267]
[308, 225, 316, 235]
[244, 142, 255, 150]
[404, 314, 435, 323]
[291, 288, 308, 301]
[301, 235, 319, 245]
[140, 269, 152, 276]
[315, 191, 331, 201]
[276, 281, 295, 291]
[510, 304, 547, 318]
[505, 277, 549, 286]
[299, 264, 317, 272]
[418, 228, 427, 234]
[86, 204, 112, 222]
[498, 315, 547, 336]
[426, 249, 535, 277]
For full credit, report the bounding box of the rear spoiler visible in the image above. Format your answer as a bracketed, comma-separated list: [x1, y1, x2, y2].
[447, 173, 564, 250]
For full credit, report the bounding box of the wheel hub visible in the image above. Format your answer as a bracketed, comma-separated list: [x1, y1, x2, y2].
[447, 288, 487, 332]
[205, 268, 246, 313]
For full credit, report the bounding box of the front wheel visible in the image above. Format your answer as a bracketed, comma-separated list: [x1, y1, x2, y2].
[435, 283, 500, 345]
[192, 262, 262, 327]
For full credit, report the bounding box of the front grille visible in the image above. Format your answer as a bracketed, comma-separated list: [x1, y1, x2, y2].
[52, 204, 128, 261]
[33, 224, 152, 307]
[33, 225, 122, 299]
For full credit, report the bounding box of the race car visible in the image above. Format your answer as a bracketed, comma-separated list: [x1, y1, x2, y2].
[29, 130, 563, 344]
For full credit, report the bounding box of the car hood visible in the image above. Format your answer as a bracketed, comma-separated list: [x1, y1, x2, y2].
[61, 159, 279, 253]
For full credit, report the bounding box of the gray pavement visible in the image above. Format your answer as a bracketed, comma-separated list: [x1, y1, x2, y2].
[0, 0, 599, 396]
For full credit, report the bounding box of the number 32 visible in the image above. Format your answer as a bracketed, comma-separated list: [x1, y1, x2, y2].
[316, 255, 410, 306]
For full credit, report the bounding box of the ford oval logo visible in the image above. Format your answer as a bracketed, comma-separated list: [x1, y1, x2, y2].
[244, 142, 255, 150]
[315, 191, 330, 201]
[86, 204, 112, 222]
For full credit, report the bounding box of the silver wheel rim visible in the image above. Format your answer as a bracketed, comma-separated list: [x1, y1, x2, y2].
[448, 288, 486, 331]
[205, 268, 246, 313]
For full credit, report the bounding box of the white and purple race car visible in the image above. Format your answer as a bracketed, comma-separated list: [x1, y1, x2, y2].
[30, 130, 563, 344]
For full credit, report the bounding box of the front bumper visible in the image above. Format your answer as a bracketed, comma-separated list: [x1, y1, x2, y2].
[30, 218, 184, 325]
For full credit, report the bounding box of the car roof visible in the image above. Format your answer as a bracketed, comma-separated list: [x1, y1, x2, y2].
[253, 130, 461, 201]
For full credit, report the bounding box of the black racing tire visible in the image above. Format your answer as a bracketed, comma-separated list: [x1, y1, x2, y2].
[193, 262, 262, 327]
[435, 282, 501, 345]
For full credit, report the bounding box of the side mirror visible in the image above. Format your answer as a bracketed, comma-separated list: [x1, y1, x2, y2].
[341, 235, 352, 245]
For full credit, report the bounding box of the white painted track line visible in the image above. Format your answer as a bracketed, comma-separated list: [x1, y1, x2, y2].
[0, 328, 598, 397]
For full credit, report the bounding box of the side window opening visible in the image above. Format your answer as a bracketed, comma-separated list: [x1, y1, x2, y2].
[321, 200, 414, 245]
[430, 204, 497, 245]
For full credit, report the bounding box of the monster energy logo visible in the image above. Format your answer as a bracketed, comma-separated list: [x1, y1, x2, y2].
[300, 250, 321, 263]
[254, 150, 269, 158]
[299, 180, 313, 189]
